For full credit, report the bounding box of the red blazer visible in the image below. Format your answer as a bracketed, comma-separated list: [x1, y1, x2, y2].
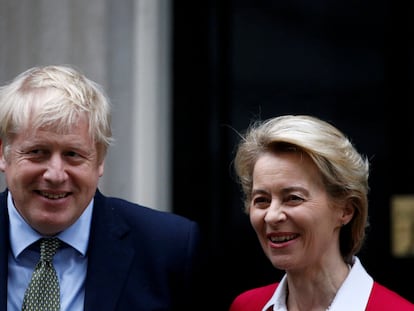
[229, 282, 414, 311]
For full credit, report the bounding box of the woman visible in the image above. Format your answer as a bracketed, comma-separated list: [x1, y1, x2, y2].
[229, 115, 414, 310]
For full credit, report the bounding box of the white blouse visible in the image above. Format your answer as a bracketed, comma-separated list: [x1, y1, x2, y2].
[262, 257, 374, 311]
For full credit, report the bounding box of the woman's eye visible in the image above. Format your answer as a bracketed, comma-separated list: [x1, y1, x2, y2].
[286, 195, 304, 204]
[252, 196, 270, 206]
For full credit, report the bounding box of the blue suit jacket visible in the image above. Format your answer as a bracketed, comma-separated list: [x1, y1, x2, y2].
[0, 189, 202, 310]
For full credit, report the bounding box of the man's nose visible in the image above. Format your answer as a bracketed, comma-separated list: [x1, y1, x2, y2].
[43, 155, 68, 183]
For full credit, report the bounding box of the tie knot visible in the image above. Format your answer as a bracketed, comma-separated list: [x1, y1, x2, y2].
[40, 238, 60, 262]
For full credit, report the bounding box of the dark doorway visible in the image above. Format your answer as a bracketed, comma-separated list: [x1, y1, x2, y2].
[172, 1, 414, 309]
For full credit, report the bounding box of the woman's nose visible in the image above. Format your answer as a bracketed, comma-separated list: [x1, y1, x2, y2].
[264, 201, 287, 224]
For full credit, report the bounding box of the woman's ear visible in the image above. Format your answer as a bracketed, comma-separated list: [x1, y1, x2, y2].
[341, 200, 355, 226]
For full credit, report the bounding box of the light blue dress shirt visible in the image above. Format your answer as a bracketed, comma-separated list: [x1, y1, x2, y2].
[7, 191, 93, 311]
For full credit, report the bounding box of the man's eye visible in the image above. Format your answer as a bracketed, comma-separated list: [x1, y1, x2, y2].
[28, 149, 42, 155]
[64, 151, 81, 158]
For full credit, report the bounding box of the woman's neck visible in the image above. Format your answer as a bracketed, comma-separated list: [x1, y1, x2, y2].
[285, 262, 351, 311]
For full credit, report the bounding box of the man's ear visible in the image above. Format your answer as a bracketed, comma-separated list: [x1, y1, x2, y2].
[98, 160, 105, 177]
[0, 140, 7, 172]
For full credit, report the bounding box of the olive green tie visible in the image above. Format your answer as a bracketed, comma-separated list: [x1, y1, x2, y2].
[22, 238, 61, 311]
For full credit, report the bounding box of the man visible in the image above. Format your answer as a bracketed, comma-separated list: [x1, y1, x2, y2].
[0, 65, 201, 310]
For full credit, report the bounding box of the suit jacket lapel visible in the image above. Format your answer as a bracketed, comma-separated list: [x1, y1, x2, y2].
[0, 191, 9, 311]
[83, 190, 135, 311]
[0, 189, 136, 311]
[0, 191, 135, 311]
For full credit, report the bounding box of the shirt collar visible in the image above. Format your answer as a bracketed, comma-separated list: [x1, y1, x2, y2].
[262, 256, 374, 311]
[327, 256, 373, 310]
[8, 190, 94, 258]
[262, 274, 288, 311]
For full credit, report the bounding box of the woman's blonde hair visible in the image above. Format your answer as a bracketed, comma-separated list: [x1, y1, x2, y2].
[233, 115, 370, 263]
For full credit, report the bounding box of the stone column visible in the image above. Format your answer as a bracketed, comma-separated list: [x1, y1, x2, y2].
[0, 0, 172, 211]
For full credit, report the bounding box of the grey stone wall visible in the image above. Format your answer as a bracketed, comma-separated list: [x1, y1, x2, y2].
[0, 0, 171, 211]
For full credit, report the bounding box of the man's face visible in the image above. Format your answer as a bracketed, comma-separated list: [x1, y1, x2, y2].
[0, 117, 104, 236]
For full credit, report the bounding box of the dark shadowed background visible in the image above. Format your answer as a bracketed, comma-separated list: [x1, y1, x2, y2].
[172, 0, 414, 309]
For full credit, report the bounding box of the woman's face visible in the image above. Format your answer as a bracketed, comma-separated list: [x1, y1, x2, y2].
[249, 151, 350, 272]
